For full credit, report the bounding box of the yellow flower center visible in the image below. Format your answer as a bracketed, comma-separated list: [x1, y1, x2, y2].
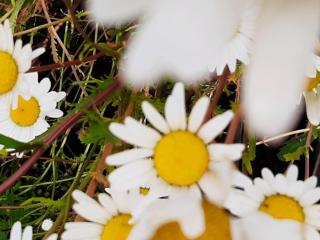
[259, 195, 305, 222]
[306, 72, 320, 91]
[101, 214, 133, 240]
[0, 51, 18, 94]
[151, 201, 232, 240]
[154, 131, 209, 186]
[10, 96, 40, 127]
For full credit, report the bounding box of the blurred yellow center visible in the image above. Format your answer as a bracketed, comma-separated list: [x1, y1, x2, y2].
[154, 131, 209, 186]
[10, 96, 40, 127]
[151, 201, 232, 240]
[101, 214, 132, 240]
[0, 51, 18, 94]
[139, 187, 150, 196]
[259, 195, 305, 222]
[306, 72, 320, 91]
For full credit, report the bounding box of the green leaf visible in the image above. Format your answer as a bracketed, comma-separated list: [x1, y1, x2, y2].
[0, 134, 27, 149]
[242, 134, 256, 175]
[277, 134, 309, 162]
[79, 111, 116, 145]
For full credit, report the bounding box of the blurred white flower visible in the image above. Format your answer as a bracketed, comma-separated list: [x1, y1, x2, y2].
[88, 0, 250, 87]
[243, 0, 320, 137]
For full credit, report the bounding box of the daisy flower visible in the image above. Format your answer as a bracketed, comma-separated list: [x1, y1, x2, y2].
[0, 75, 66, 142]
[107, 82, 244, 205]
[209, 0, 261, 75]
[0, 20, 45, 104]
[88, 0, 251, 87]
[243, 0, 320, 137]
[304, 54, 320, 126]
[61, 188, 147, 240]
[9, 221, 57, 240]
[129, 194, 301, 240]
[226, 165, 320, 240]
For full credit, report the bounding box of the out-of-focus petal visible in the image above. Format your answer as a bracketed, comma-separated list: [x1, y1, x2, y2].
[88, 0, 150, 25]
[124, 0, 246, 87]
[243, 0, 320, 137]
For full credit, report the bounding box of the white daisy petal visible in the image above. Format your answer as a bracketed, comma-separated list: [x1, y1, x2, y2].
[108, 160, 154, 190]
[170, 82, 187, 130]
[261, 168, 275, 188]
[304, 90, 320, 126]
[62, 222, 103, 239]
[188, 96, 210, 133]
[10, 222, 22, 240]
[305, 225, 320, 240]
[198, 110, 234, 143]
[208, 143, 245, 162]
[300, 188, 320, 207]
[124, 117, 162, 144]
[286, 165, 299, 184]
[164, 95, 182, 131]
[109, 122, 157, 149]
[274, 174, 288, 195]
[97, 193, 118, 216]
[21, 226, 32, 240]
[142, 101, 170, 134]
[106, 148, 154, 166]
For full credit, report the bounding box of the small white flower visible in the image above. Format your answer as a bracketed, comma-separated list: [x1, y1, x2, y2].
[61, 188, 147, 240]
[226, 165, 320, 240]
[9, 221, 57, 240]
[0, 74, 66, 142]
[107, 82, 244, 206]
[0, 20, 45, 104]
[88, 0, 250, 87]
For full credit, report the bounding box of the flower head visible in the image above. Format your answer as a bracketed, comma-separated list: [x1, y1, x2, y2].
[226, 165, 320, 239]
[107, 82, 244, 205]
[0, 75, 66, 142]
[0, 20, 45, 104]
[61, 188, 147, 240]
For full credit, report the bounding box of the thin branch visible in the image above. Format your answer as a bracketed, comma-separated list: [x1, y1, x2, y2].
[225, 107, 243, 144]
[205, 68, 230, 121]
[256, 127, 320, 146]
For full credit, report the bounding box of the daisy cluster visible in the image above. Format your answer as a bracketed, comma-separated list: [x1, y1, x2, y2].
[0, 20, 65, 144]
[4, 0, 320, 239]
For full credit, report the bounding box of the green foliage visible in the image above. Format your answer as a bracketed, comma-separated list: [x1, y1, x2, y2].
[242, 134, 256, 175]
[277, 133, 313, 162]
[79, 111, 116, 145]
